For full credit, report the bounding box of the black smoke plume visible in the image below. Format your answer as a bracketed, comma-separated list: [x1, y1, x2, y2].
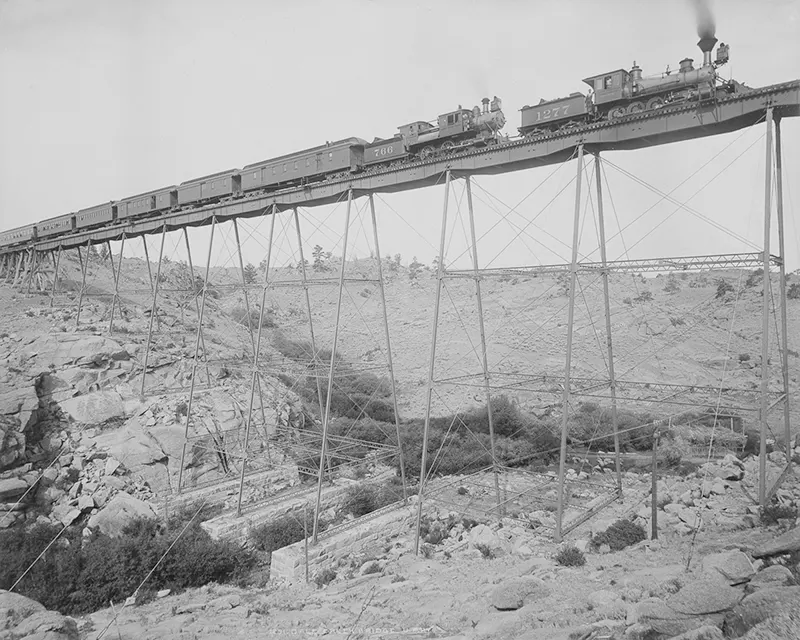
[692, 0, 716, 39]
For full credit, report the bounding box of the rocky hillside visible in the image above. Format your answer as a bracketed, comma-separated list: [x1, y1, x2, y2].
[1, 253, 800, 639]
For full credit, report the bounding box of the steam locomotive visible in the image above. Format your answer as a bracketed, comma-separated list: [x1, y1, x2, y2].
[0, 37, 745, 251]
[519, 36, 742, 136]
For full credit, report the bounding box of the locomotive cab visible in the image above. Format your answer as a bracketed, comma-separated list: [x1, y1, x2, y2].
[438, 109, 472, 138]
[582, 70, 631, 106]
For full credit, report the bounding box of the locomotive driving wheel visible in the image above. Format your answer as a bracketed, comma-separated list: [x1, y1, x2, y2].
[627, 101, 645, 115]
[607, 106, 626, 120]
[646, 97, 665, 111]
[420, 145, 436, 160]
[441, 140, 456, 153]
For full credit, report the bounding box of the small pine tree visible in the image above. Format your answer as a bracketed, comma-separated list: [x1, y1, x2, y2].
[98, 245, 110, 261]
[312, 245, 328, 272]
[409, 256, 423, 281]
[243, 263, 257, 284]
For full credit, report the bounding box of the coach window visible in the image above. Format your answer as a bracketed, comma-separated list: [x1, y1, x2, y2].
[306, 158, 310, 167]
[294, 161, 298, 170]
[329, 152, 333, 161]
[283, 164, 287, 173]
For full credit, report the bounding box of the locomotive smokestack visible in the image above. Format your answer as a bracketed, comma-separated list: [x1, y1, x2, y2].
[692, 0, 717, 66]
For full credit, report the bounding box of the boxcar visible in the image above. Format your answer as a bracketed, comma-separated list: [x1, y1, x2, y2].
[519, 92, 589, 135]
[363, 136, 408, 167]
[241, 138, 366, 193]
[76, 202, 116, 229]
[118, 186, 177, 220]
[0, 224, 36, 247]
[37, 213, 75, 238]
[177, 170, 241, 206]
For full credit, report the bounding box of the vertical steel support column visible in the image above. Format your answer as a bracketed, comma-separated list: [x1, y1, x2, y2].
[774, 117, 792, 469]
[107, 236, 125, 335]
[555, 143, 585, 542]
[183, 227, 211, 385]
[140, 226, 168, 397]
[368, 194, 408, 500]
[594, 154, 623, 496]
[142, 236, 154, 293]
[0, 255, 7, 282]
[236, 207, 277, 515]
[758, 109, 774, 506]
[465, 177, 502, 513]
[414, 170, 452, 554]
[75, 241, 91, 328]
[177, 218, 217, 493]
[293, 209, 327, 416]
[312, 190, 354, 543]
[50, 247, 62, 307]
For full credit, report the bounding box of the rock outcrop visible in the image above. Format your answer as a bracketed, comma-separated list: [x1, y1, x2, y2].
[0, 590, 78, 640]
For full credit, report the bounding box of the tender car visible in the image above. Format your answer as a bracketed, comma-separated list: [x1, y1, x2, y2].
[519, 92, 590, 136]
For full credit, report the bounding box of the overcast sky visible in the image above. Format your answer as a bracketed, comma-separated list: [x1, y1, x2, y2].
[1, 0, 798, 271]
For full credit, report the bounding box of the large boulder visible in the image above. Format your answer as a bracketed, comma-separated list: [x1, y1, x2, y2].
[724, 587, 800, 637]
[490, 577, 550, 611]
[58, 390, 129, 425]
[701, 551, 755, 586]
[745, 565, 795, 593]
[26, 335, 129, 369]
[633, 599, 725, 637]
[87, 492, 157, 537]
[0, 589, 78, 639]
[0, 477, 28, 502]
[752, 526, 800, 558]
[668, 579, 743, 615]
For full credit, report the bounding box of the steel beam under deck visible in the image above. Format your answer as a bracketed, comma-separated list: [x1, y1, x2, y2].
[6, 80, 798, 256]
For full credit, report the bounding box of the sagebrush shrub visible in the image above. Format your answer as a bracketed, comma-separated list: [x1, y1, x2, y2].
[249, 512, 309, 553]
[555, 545, 586, 567]
[759, 503, 798, 526]
[592, 519, 646, 551]
[314, 568, 336, 587]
